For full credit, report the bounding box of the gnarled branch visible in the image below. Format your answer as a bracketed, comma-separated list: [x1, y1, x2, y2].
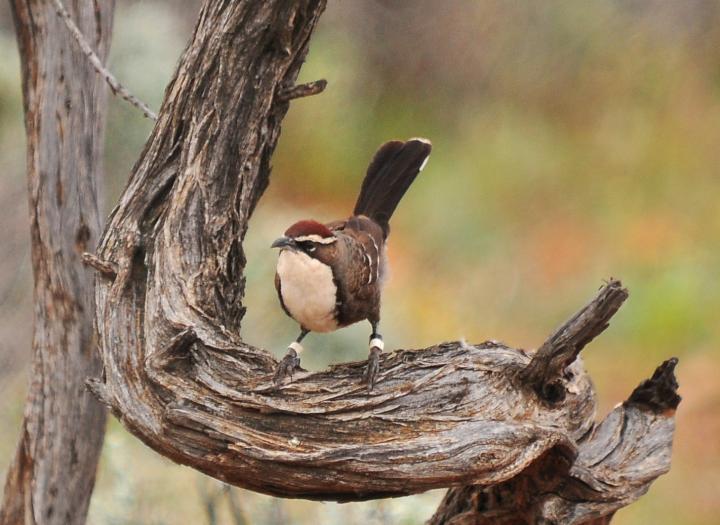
[429, 359, 681, 524]
[88, 0, 679, 520]
[519, 280, 629, 403]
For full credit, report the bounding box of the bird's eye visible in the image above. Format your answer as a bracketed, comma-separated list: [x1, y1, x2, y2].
[299, 241, 316, 253]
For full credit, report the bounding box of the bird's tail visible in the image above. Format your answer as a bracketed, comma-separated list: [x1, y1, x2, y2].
[353, 138, 432, 237]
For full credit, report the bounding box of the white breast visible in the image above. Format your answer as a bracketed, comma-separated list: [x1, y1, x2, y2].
[276, 250, 339, 333]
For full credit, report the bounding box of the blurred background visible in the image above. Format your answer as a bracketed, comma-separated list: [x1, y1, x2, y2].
[1, 0, 719, 523]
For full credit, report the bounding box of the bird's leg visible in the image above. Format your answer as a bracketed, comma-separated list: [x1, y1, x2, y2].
[274, 328, 309, 385]
[363, 321, 383, 391]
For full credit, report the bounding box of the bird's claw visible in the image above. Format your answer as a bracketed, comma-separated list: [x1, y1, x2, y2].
[273, 347, 301, 385]
[363, 346, 382, 392]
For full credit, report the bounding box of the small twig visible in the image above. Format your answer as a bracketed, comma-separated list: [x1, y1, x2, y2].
[81, 252, 118, 278]
[626, 357, 681, 412]
[520, 279, 629, 403]
[85, 378, 112, 407]
[109, 231, 141, 298]
[52, 0, 158, 120]
[277, 79, 327, 102]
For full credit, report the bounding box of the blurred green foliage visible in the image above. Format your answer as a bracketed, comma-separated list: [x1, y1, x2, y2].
[1, 1, 719, 523]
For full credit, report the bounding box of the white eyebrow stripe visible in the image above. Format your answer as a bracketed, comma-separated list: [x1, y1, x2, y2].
[294, 234, 336, 244]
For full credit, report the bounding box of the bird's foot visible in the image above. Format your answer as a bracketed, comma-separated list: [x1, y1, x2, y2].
[273, 342, 303, 385]
[363, 336, 384, 392]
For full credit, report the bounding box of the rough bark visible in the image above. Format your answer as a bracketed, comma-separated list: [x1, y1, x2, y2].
[83, 0, 679, 520]
[1, 1, 112, 524]
[428, 358, 680, 524]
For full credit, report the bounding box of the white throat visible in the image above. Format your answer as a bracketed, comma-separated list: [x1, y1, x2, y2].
[276, 250, 338, 333]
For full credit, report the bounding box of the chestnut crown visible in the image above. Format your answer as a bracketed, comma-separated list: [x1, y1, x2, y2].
[283, 220, 336, 244]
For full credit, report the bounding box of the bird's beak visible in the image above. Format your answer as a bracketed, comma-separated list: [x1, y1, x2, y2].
[271, 236, 295, 249]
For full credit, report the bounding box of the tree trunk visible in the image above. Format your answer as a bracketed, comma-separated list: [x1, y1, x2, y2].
[74, 0, 678, 522]
[0, 1, 113, 524]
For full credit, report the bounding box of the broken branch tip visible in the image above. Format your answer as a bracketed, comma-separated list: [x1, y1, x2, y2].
[626, 357, 681, 412]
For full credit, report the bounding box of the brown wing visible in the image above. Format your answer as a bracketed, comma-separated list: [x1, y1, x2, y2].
[326, 216, 378, 290]
[333, 216, 384, 326]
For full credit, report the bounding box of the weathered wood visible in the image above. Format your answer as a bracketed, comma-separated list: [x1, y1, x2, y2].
[84, 0, 678, 519]
[0, 1, 112, 524]
[520, 280, 629, 403]
[428, 359, 680, 524]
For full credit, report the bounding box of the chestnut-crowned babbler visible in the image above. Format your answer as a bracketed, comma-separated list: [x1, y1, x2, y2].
[271, 138, 432, 389]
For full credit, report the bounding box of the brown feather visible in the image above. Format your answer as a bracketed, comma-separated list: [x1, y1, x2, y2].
[353, 138, 431, 237]
[325, 216, 384, 326]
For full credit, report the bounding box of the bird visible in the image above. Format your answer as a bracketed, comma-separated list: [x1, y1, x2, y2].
[270, 138, 432, 390]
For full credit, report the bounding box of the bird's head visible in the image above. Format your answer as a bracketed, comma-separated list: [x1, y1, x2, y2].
[271, 220, 337, 257]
